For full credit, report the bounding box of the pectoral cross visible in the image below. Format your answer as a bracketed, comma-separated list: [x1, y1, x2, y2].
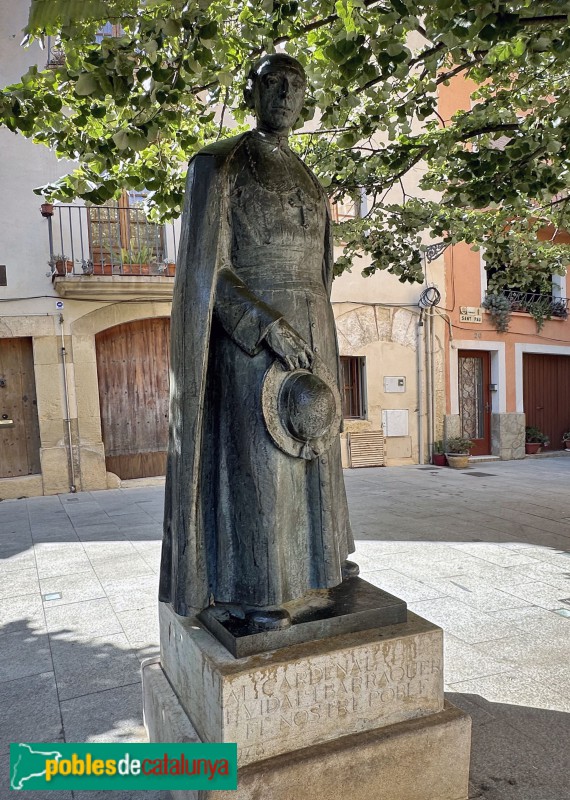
[288, 188, 311, 229]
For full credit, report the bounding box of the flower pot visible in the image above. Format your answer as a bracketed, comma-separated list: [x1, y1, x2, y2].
[432, 453, 447, 467]
[445, 453, 470, 469]
[525, 442, 542, 455]
[54, 259, 73, 275]
[565, 440, 570, 450]
[166, 262, 175, 277]
[40, 202, 54, 218]
[93, 263, 112, 275]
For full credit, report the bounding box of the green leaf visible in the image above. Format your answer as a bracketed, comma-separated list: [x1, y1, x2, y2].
[218, 72, 234, 88]
[112, 130, 129, 150]
[74, 73, 99, 96]
[198, 21, 218, 40]
[44, 94, 62, 112]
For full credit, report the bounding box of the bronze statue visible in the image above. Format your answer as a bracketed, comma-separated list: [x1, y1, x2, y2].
[159, 53, 356, 632]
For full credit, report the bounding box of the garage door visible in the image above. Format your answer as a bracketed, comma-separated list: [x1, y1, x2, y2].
[523, 353, 570, 451]
[96, 318, 170, 479]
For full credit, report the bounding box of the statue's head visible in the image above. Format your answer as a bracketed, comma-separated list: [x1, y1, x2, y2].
[244, 53, 306, 134]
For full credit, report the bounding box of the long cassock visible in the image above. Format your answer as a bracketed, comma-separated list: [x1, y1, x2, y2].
[159, 131, 354, 616]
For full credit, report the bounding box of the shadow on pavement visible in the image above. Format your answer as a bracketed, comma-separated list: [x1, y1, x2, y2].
[449, 691, 570, 800]
[0, 617, 165, 799]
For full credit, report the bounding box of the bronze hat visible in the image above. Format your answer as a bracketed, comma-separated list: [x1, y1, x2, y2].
[261, 357, 342, 460]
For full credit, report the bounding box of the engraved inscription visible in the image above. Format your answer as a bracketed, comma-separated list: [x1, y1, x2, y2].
[224, 639, 442, 756]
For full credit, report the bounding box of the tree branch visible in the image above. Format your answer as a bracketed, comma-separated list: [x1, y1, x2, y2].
[455, 123, 520, 142]
[520, 15, 569, 25]
[249, 0, 389, 59]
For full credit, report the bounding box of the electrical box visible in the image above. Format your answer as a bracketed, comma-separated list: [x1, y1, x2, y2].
[384, 376, 406, 393]
[382, 409, 409, 437]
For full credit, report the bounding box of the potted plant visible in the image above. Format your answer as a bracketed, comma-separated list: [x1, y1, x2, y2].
[432, 441, 447, 467]
[445, 436, 473, 469]
[481, 293, 512, 332]
[562, 432, 570, 450]
[50, 254, 73, 275]
[121, 245, 153, 275]
[525, 426, 549, 455]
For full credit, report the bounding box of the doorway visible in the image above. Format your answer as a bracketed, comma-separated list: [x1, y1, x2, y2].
[0, 338, 41, 478]
[95, 318, 170, 479]
[458, 350, 492, 456]
[523, 353, 570, 450]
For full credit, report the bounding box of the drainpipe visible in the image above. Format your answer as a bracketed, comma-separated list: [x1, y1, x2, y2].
[429, 307, 437, 452]
[417, 309, 425, 464]
[425, 309, 433, 459]
[59, 314, 77, 492]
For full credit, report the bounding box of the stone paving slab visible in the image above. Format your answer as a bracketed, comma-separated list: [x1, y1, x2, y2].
[50, 632, 142, 701]
[0, 672, 63, 756]
[0, 458, 568, 798]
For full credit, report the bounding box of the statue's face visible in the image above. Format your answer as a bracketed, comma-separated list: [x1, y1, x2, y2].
[252, 65, 306, 133]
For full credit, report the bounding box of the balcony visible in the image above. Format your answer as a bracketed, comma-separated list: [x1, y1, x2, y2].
[43, 204, 179, 300]
[502, 290, 569, 319]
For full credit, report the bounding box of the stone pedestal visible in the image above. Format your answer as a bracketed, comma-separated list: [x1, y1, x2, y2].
[143, 603, 471, 799]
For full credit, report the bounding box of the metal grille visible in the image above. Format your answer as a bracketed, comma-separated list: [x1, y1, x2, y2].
[45, 204, 177, 276]
[459, 356, 484, 439]
[347, 430, 385, 468]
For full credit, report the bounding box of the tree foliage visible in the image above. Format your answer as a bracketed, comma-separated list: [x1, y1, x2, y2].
[3, 0, 570, 285]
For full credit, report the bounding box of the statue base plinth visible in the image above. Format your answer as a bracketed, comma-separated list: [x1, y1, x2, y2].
[143, 659, 469, 800]
[143, 603, 470, 798]
[143, 604, 471, 800]
[199, 576, 407, 657]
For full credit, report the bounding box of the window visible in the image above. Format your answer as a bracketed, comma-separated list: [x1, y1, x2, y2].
[340, 357, 366, 419]
[95, 22, 123, 42]
[47, 24, 123, 68]
[485, 264, 568, 318]
[46, 37, 65, 68]
[330, 189, 367, 223]
[88, 190, 165, 269]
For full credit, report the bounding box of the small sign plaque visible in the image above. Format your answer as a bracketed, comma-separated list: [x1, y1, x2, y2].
[459, 306, 482, 323]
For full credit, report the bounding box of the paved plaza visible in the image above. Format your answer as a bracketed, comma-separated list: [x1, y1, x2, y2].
[1, 458, 569, 799]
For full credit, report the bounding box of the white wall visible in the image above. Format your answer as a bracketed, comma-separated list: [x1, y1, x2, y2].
[0, 0, 78, 308]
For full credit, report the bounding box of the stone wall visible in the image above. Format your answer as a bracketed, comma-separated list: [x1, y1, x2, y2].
[443, 415, 461, 443]
[491, 413, 526, 460]
[334, 303, 446, 466]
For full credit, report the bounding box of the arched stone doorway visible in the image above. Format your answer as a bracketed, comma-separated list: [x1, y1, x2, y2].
[95, 317, 170, 479]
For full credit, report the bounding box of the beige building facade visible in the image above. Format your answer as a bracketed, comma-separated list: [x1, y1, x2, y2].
[332, 260, 446, 469]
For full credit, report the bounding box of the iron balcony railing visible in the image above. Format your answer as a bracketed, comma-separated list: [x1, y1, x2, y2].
[44, 204, 179, 277]
[502, 290, 569, 319]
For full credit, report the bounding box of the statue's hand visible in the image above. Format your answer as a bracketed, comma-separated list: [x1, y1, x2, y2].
[265, 319, 314, 371]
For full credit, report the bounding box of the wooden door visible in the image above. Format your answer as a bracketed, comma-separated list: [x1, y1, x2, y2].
[458, 350, 492, 456]
[95, 318, 170, 479]
[0, 338, 41, 478]
[523, 354, 570, 450]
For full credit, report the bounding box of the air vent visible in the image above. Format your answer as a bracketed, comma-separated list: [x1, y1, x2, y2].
[348, 430, 385, 468]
